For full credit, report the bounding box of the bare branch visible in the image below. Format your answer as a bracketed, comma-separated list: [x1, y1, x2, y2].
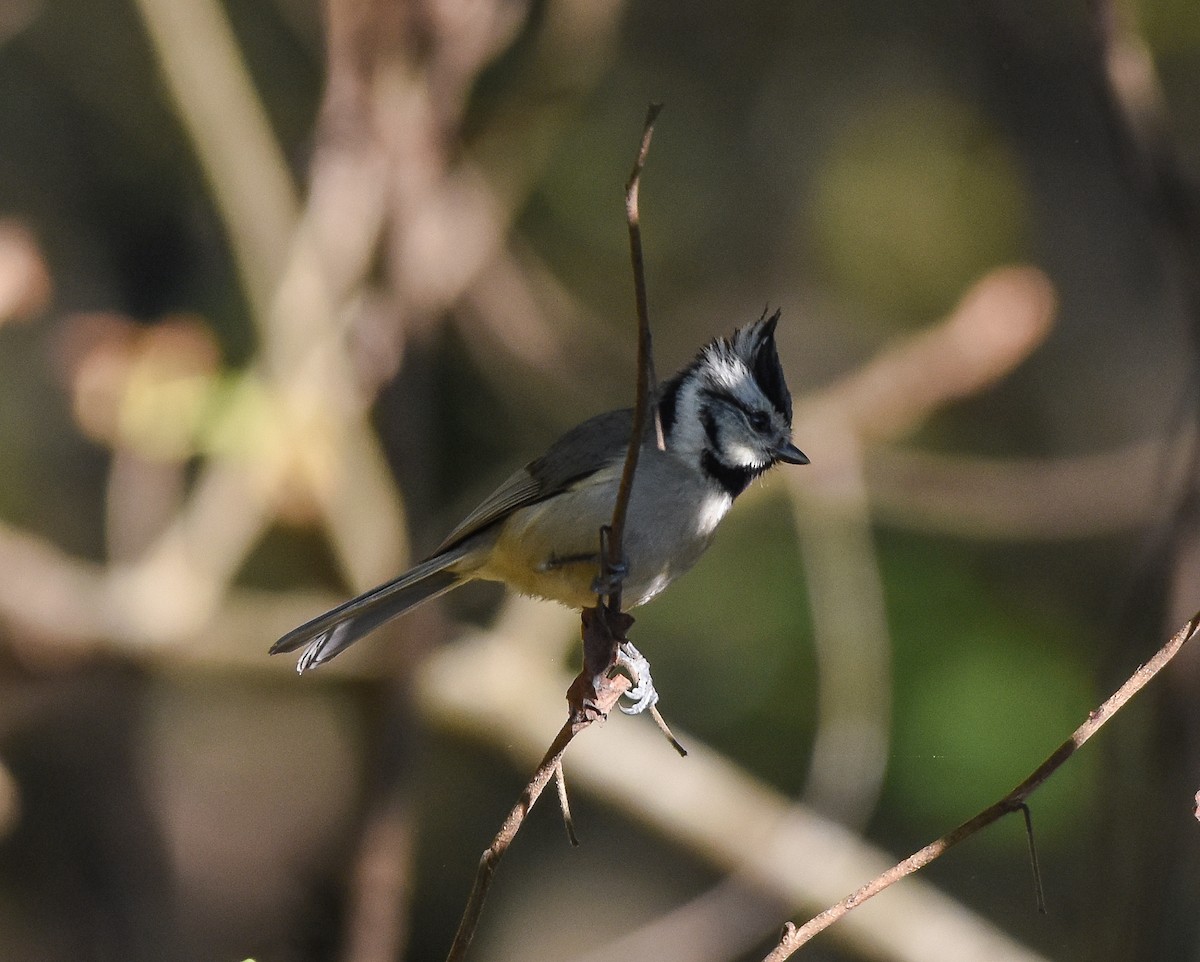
[445, 672, 631, 962]
[604, 102, 664, 607]
[761, 609, 1200, 961]
[555, 762, 581, 846]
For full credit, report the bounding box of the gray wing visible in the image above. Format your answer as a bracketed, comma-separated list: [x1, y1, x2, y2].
[436, 407, 636, 552]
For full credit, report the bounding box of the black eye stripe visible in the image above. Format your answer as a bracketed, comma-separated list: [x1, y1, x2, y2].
[700, 388, 769, 426]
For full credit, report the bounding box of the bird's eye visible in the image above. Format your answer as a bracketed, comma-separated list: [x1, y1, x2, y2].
[748, 411, 770, 433]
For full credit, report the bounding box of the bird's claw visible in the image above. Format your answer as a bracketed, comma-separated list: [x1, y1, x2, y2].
[614, 641, 659, 715]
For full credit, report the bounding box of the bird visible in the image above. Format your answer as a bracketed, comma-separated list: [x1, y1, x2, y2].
[271, 309, 808, 707]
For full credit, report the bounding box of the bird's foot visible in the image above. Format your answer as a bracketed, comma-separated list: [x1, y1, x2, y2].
[591, 556, 629, 598]
[613, 641, 659, 715]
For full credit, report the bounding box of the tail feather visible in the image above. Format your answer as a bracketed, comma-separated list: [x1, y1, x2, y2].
[270, 551, 467, 671]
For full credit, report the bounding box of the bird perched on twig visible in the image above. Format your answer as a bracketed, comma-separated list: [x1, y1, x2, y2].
[272, 310, 808, 710]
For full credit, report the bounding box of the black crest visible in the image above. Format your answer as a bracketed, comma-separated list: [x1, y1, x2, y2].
[746, 308, 792, 424]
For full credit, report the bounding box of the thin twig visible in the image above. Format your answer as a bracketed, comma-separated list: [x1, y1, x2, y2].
[649, 705, 687, 757]
[445, 673, 630, 962]
[762, 609, 1200, 961]
[1017, 803, 1046, 915]
[604, 102, 664, 609]
[555, 762, 580, 846]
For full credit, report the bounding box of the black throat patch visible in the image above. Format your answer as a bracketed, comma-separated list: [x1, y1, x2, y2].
[701, 450, 754, 497]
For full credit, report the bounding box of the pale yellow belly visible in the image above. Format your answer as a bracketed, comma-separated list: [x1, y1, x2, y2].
[469, 456, 731, 609]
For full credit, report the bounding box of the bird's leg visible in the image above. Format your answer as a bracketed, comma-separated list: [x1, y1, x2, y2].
[591, 524, 630, 599]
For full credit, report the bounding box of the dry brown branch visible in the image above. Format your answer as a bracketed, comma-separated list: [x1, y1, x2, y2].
[762, 608, 1200, 961]
[604, 102, 663, 602]
[444, 670, 632, 962]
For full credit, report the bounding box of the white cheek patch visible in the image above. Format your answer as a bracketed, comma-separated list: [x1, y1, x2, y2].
[696, 492, 733, 536]
[725, 439, 760, 467]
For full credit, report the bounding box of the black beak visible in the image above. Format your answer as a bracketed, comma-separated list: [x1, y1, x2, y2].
[774, 440, 810, 465]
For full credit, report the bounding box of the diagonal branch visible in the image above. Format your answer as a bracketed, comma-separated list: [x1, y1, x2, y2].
[444, 670, 631, 962]
[130, 0, 298, 326]
[762, 608, 1200, 961]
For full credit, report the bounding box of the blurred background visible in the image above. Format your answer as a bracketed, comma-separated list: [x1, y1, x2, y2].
[0, 0, 1198, 960]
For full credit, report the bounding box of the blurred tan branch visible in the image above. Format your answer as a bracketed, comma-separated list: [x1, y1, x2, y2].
[125, 0, 408, 652]
[131, 0, 298, 325]
[866, 438, 1182, 539]
[0, 222, 51, 324]
[788, 265, 1056, 819]
[0, 516, 347, 671]
[116, 0, 631, 653]
[0, 0, 630, 672]
[0, 755, 15, 841]
[798, 265, 1056, 441]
